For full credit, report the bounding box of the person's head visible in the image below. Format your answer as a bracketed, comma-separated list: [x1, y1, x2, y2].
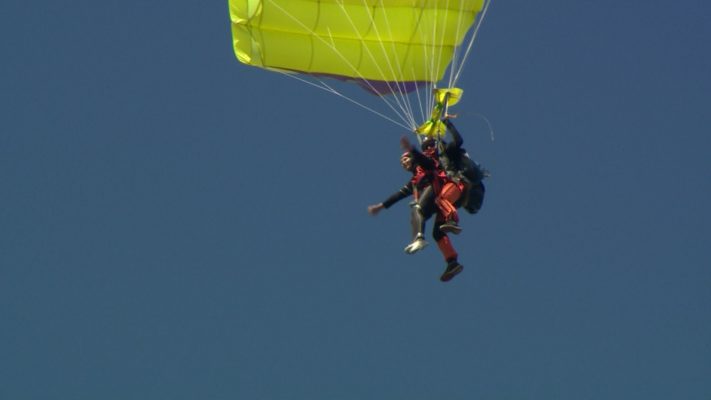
[400, 151, 413, 171]
[421, 138, 440, 158]
[421, 138, 436, 152]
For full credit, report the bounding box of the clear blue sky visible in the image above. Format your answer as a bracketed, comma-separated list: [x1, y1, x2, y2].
[2, 1, 710, 399]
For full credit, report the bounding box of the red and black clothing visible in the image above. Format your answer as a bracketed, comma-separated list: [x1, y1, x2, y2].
[380, 148, 459, 263]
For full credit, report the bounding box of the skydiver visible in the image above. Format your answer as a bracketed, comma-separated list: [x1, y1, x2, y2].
[436, 116, 487, 216]
[420, 135, 463, 235]
[368, 136, 464, 282]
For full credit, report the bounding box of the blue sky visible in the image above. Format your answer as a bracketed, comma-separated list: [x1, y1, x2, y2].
[2, 1, 710, 399]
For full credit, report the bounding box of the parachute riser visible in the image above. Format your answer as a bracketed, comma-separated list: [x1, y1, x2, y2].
[414, 87, 463, 140]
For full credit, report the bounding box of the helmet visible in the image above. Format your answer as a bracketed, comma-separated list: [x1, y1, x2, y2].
[421, 138, 436, 151]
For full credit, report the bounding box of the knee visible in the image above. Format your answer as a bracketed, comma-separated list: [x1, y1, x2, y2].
[433, 228, 446, 241]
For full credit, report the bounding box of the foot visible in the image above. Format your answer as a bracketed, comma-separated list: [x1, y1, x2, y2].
[404, 237, 428, 254]
[440, 260, 463, 282]
[439, 220, 462, 235]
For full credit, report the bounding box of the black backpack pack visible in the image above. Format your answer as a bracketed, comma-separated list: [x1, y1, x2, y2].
[450, 148, 488, 214]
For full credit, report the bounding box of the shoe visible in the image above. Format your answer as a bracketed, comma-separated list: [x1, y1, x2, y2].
[439, 220, 462, 235]
[404, 236, 428, 254]
[440, 261, 463, 282]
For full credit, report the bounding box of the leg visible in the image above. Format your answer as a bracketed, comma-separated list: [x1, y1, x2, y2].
[433, 224, 458, 262]
[404, 187, 436, 254]
[436, 181, 463, 234]
[433, 224, 463, 282]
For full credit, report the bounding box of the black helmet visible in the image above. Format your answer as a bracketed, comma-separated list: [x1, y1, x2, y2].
[421, 138, 436, 151]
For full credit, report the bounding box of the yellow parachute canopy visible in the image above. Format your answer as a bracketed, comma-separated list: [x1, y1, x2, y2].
[229, 0, 485, 94]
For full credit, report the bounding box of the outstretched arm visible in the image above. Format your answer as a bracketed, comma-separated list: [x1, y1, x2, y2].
[368, 182, 414, 215]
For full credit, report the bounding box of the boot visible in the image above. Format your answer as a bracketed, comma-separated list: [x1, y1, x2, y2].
[440, 260, 463, 282]
[404, 234, 428, 254]
[439, 219, 462, 235]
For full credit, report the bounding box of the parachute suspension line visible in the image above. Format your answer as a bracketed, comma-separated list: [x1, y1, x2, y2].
[340, 0, 415, 128]
[413, 8, 432, 126]
[264, 52, 411, 130]
[323, 25, 413, 129]
[411, 90, 428, 146]
[316, 79, 413, 130]
[337, 3, 403, 108]
[408, 8, 437, 139]
[441, 0, 461, 127]
[406, 7, 433, 143]
[413, 7, 435, 125]
[447, 0, 470, 90]
[432, 0, 456, 125]
[427, 3, 441, 116]
[451, 0, 492, 87]
[369, 0, 420, 129]
[412, 78, 429, 129]
[418, 0, 449, 136]
[433, 0, 452, 92]
[268, 0, 413, 128]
